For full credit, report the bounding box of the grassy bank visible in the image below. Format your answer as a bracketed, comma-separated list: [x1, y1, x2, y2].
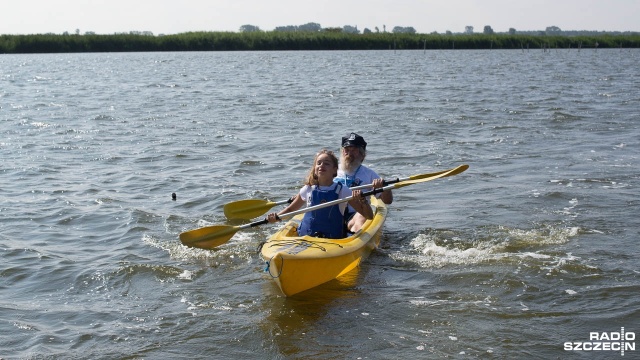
[1, 32, 639, 53]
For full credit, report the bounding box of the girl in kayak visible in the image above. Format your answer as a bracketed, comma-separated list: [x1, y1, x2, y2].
[267, 149, 373, 238]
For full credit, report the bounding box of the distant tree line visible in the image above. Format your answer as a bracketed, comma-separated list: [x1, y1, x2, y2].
[240, 22, 417, 35]
[463, 24, 638, 37]
[1, 29, 638, 54]
[238, 22, 635, 37]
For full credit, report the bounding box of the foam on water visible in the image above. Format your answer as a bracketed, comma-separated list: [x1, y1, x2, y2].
[142, 232, 255, 266]
[390, 224, 581, 269]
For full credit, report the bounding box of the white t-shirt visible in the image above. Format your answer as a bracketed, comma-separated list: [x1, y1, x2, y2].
[299, 183, 352, 214]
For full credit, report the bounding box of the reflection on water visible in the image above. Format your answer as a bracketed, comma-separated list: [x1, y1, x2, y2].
[261, 266, 368, 358]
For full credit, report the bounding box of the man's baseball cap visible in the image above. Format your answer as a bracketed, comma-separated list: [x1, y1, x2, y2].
[341, 132, 367, 149]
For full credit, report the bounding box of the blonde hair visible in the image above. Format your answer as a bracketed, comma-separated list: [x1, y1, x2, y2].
[304, 149, 339, 186]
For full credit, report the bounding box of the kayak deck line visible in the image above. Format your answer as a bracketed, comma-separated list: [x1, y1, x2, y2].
[260, 238, 345, 253]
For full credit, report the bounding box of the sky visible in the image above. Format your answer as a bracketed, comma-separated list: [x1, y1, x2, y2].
[1, 0, 638, 35]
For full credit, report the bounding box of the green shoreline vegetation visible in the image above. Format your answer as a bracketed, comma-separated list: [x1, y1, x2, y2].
[2, 31, 639, 54]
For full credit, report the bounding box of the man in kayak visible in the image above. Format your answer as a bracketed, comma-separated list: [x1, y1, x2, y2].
[267, 149, 373, 238]
[336, 133, 393, 233]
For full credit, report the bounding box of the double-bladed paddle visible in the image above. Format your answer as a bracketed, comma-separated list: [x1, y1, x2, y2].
[180, 164, 468, 250]
[223, 167, 467, 220]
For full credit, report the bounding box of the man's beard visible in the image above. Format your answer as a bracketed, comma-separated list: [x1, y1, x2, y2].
[340, 153, 362, 173]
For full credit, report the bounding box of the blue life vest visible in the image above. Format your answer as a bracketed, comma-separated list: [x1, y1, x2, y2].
[297, 183, 345, 239]
[334, 165, 362, 187]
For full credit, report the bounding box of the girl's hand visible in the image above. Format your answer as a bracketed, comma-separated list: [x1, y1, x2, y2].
[267, 213, 280, 223]
[353, 190, 367, 204]
[350, 189, 373, 220]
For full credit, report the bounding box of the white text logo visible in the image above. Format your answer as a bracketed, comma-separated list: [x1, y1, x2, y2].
[564, 328, 635, 356]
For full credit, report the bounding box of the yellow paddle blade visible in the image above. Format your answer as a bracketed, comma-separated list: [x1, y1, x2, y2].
[394, 164, 469, 189]
[407, 168, 460, 181]
[438, 164, 468, 177]
[179, 225, 239, 249]
[223, 199, 277, 220]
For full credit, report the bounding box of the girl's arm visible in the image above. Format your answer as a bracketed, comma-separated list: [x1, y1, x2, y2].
[267, 194, 305, 223]
[348, 190, 373, 220]
[277, 194, 305, 215]
[373, 178, 393, 204]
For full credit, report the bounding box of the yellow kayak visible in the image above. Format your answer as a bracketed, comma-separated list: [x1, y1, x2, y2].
[260, 196, 387, 296]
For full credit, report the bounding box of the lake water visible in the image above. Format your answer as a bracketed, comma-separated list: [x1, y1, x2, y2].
[1, 49, 639, 359]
